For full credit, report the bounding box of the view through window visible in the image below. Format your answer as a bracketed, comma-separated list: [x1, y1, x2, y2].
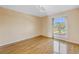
[53, 17, 67, 39]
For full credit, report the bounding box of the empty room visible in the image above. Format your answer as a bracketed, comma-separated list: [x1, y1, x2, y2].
[0, 5, 79, 54]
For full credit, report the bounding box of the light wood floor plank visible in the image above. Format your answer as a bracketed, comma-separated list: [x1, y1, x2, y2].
[0, 35, 79, 54]
[0, 36, 53, 54]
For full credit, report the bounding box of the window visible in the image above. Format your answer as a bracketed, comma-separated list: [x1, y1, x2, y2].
[53, 17, 67, 39]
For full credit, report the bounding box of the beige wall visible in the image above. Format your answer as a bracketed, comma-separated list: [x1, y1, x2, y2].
[0, 7, 40, 46]
[41, 16, 53, 37]
[42, 8, 79, 44]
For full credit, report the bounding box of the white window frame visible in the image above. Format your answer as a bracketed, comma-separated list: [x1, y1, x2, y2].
[53, 16, 68, 39]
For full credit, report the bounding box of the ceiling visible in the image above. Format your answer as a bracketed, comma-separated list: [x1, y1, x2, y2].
[1, 5, 79, 17]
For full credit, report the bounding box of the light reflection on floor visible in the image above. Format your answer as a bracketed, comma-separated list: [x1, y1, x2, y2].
[53, 39, 79, 54]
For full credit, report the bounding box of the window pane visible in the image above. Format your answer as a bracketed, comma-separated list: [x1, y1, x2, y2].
[54, 17, 67, 38]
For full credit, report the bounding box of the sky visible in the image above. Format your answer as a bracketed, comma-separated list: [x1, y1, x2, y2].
[54, 17, 65, 24]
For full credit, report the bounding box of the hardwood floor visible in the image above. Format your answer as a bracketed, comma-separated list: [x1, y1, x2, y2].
[53, 39, 79, 54]
[0, 35, 79, 54]
[0, 36, 53, 54]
